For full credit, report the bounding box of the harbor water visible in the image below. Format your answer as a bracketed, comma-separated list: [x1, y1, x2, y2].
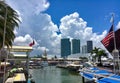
[29, 66, 83, 83]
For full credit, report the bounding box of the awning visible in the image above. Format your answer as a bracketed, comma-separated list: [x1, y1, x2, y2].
[5, 46, 33, 52]
[13, 54, 27, 57]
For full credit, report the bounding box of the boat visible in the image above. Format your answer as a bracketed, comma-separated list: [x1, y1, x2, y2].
[67, 62, 83, 72]
[97, 74, 120, 83]
[79, 15, 120, 83]
[80, 67, 113, 81]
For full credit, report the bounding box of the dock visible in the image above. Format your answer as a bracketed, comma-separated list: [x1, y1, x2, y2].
[5, 73, 26, 83]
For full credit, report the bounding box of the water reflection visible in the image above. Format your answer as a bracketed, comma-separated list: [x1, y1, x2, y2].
[29, 66, 82, 83]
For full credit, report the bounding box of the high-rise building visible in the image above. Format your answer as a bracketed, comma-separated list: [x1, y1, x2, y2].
[61, 38, 71, 58]
[87, 40, 93, 53]
[72, 39, 80, 54]
[82, 45, 87, 54]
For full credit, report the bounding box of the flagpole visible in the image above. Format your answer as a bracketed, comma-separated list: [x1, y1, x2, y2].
[112, 14, 116, 50]
[111, 14, 116, 74]
[111, 14, 120, 74]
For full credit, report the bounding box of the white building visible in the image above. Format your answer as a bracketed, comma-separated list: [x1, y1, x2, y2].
[82, 45, 87, 54]
[68, 53, 90, 58]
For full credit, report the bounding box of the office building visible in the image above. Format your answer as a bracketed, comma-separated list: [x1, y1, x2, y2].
[72, 39, 80, 54]
[61, 38, 71, 58]
[87, 40, 93, 53]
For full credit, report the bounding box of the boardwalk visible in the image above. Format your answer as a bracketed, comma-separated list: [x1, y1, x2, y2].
[5, 73, 26, 83]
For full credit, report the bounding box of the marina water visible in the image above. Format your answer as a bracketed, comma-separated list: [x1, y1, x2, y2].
[29, 66, 83, 83]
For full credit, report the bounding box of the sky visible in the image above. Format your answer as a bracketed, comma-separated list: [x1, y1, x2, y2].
[5, 0, 120, 57]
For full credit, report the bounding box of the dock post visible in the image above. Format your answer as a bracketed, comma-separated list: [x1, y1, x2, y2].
[82, 76, 85, 83]
[26, 52, 30, 82]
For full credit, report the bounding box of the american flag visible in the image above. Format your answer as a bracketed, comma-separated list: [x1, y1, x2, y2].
[101, 25, 114, 52]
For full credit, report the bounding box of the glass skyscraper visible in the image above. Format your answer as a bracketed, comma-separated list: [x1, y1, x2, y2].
[72, 39, 80, 54]
[87, 40, 93, 53]
[61, 38, 71, 58]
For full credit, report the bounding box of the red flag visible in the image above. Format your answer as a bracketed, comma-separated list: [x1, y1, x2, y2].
[101, 25, 114, 53]
[29, 40, 35, 46]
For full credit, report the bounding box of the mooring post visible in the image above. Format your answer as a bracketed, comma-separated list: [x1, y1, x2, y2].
[82, 76, 85, 83]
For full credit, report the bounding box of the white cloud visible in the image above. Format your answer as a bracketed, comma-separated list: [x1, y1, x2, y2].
[6, 0, 107, 56]
[35, 0, 50, 15]
[37, 46, 49, 52]
[6, 0, 50, 34]
[14, 29, 18, 35]
[60, 12, 106, 47]
[15, 10, 22, 23]
[6, 0, 49, 15]
[116, 21, 120, 29]
[13, 12, 107, 56]
[13, 13, 59, 55]
[14, 34, 37, 46]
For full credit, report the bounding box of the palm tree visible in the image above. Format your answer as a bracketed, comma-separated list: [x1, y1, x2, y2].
[97, 49, 107, 65]
[91, 47, 100, 62]
[91, 47, 107, 66]
[0, 1, 20, 49]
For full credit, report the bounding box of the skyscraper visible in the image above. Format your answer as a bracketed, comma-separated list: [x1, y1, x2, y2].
[82, 45, 87, 54]
[87, 41, 93, 53]
[61, 38, 71, 58]
[72, 39, 80, 54]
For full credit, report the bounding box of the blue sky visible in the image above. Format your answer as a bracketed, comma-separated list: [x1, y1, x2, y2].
[6, 0, 120, 57]
[45, 0, 120, 33]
